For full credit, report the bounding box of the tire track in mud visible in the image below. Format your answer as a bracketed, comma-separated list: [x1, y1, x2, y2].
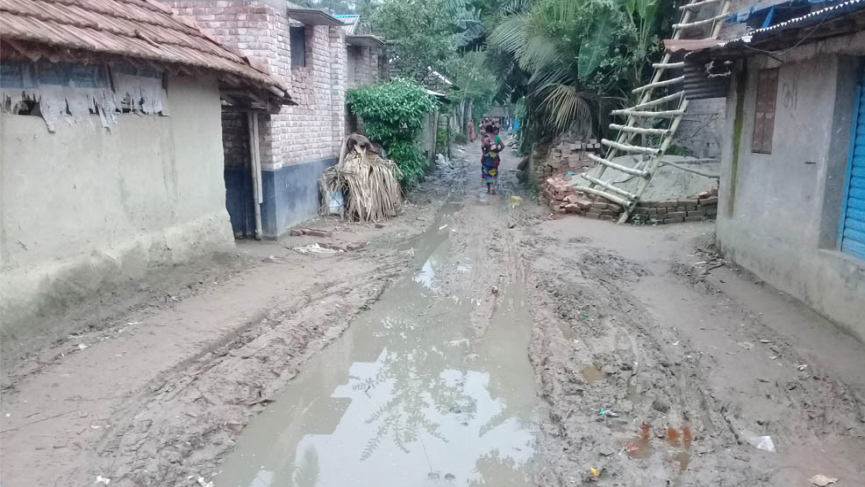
[520, 242, 759, 487]
[90, 259, 409, 487]
[519, 231, 865, 486]
[670, 262, 865, 448]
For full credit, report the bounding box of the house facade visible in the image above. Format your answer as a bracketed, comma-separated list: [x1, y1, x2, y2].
[0, 0, 290, 333]
[690, 0, 865, 342]
[168, 0, 351, 237]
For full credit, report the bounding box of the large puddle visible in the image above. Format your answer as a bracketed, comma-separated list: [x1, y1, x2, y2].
[216, 203, 539, 487]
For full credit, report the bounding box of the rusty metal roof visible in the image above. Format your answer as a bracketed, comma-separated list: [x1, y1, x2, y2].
[0, 0, 290, 99]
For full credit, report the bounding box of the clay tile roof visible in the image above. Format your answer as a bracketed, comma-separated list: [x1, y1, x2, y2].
[0, 0, 290, 98]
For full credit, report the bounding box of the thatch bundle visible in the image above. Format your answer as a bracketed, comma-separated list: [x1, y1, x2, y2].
[320, 134, 402, 222]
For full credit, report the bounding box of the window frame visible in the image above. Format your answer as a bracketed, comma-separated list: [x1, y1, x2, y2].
[290, 26, 306, 69]
[752, 67, 779, 154]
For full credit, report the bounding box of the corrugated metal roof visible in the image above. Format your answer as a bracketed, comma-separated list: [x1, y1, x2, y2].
[684, 0, 865, 56]
[0, 0, 289, 97]
[747, 0, 864, 34]
[334, 14, 360, 36]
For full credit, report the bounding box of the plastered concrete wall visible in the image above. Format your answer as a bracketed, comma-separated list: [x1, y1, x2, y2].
[677, 98, 725, 159]
[0, 75, 234, 334]
[717, 38, 865, 343]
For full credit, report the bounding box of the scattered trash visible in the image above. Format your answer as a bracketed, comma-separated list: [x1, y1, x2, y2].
[439, 224, 448, 231]
[436, 153, 451, 168]
[78, 344, 88, 351]
[491, 286, 499, 295]
[598, 408, 619, 418]
[510, 195, 523, 204]
[809, 474, 839, 486]
[590, 467, 600, 478]
[672, 341, 680, 346]
[583, 313, 589, 318]
[744, 434, 776, 453]
[95, 475, 111, 484]
[326, 191, 344, 215]
[293, 243, 338, 255]
[197, 477, 214, 487]
[759, 339, 772, 344]
[737, 341, 754, 350]
[797, 364, 808, 371]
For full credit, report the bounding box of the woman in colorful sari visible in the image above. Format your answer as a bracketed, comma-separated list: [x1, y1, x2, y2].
[468, 119, 476, 143]
[481, 124, 503, 194]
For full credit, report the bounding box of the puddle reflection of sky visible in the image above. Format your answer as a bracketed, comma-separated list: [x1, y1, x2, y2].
[247, 350, 534, 487]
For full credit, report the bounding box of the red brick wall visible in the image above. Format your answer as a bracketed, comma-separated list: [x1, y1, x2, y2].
[167, 0, 346, 169]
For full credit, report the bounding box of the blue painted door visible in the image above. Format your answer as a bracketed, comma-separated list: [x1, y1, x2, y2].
[841, 68, 865, 259]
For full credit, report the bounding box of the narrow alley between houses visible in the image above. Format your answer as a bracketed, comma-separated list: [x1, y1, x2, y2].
[4, 0, 865, 486]
[3, 141, 864, 487]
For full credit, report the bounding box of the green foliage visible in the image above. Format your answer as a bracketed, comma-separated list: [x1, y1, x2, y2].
[368, 0, 458, 81]
[346, 79, 436, 188]
[487, 0, 665, 143]
[346, 79, 437, 142]
[454, 132, 468, 144]
[387, 140, 428, 188]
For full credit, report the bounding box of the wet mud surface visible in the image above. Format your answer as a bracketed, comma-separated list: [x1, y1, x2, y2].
[2, 141, 865, 487]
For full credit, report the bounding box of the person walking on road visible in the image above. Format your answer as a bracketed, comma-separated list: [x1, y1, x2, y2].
[481, 124, 503, 194]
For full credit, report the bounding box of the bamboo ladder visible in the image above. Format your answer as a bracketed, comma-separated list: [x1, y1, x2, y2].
[582, 0, 732, 223]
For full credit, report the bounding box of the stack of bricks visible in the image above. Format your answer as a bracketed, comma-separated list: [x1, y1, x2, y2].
[542, 177, 622, 219]
[537, 136, 602, 182]
[631, 188, 719, 224]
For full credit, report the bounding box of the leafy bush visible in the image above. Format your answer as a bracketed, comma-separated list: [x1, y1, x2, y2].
[387, 140, 427, 188]
[454, 132, 467, 144]
[346, 79, 437, 188]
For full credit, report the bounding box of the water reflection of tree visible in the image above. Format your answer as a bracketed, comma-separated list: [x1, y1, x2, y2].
[292, 446, 320, 487]
[468, 450, 527, 487]
[351, 311, 474, 462]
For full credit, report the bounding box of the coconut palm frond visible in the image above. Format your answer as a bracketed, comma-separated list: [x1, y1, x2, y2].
[539, 83, 594, 132]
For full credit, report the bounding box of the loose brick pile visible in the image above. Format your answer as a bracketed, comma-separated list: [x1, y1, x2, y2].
[537, 135, 601, 181]
[543, 178, 719, 224]
[631, 189, 719, 224]
[541, 177, 622, 220]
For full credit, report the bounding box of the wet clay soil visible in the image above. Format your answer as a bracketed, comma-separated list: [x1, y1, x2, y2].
[2, 141, 865, 487]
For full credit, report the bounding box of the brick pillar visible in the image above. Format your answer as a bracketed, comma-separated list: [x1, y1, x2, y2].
[330, 26, 346, 153]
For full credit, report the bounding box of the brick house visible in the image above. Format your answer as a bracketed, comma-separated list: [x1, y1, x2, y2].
[336, 14, 387, 134]
[686, 0, 865, 342]
[168, 0, 348, 237]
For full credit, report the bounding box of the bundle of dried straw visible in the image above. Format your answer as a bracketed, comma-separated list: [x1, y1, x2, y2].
[320, 135, 402, 222]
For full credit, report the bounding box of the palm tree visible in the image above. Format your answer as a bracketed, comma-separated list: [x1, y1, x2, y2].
[487, 0, 663, 138]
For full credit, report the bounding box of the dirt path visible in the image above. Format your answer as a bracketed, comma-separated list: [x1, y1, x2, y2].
[2, 140, 864, 487]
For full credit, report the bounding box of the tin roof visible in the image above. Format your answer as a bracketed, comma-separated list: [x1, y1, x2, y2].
[334, 14, 361, 35]
[287, 6, 343, 26]
[683, 0, 865, 57]
[0, 0, 290, 99]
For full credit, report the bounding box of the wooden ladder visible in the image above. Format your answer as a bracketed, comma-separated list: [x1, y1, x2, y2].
[582, 0, 732, 223]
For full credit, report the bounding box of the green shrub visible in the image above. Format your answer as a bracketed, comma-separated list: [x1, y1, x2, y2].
[387, 140, 427, 188]
[454, 133, 468, 144]
[346, 79, 436, 187]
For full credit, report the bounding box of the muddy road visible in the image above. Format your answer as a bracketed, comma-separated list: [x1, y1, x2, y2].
[2, 141, 865, 487]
